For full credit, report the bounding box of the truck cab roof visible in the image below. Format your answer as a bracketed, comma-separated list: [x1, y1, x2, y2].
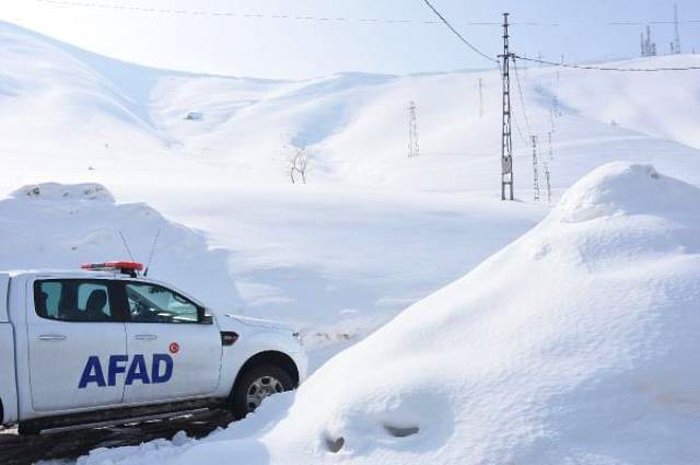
[1, 269, 116, 279]
[0, 269, 129, 322]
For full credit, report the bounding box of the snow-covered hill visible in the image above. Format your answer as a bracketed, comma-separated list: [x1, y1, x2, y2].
[3, 20, 700, 193]
[75, 163, 700, 465]
[1, 19, 700, 352]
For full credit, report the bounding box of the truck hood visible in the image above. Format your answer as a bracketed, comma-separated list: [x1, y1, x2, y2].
[221, 314, 297, 334]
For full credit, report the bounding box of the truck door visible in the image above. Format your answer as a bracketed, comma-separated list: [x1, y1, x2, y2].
[118, 281, 222, 403]
[27, 279, 127, 411]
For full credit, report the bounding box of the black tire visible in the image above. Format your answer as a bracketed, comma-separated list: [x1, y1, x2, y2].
[229, 364, 294, 420]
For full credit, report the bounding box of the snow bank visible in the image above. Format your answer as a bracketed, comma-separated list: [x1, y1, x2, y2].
[75, 162, 700, 464]
[258, 163, 700, 465]
[12, 182, 115, 202]
[0, 182, 242, 312]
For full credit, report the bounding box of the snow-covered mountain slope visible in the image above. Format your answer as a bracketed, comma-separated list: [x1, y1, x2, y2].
[81, 163, 700, 465]
[0, 21, 167, 158]
[553, 56, 700, 150]
[2, 18, 700, 351]
[3, 20, 700, 192]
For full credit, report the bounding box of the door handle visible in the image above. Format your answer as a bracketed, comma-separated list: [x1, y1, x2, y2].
[134, 334, 158, 341]
[37, 334, 67, 341]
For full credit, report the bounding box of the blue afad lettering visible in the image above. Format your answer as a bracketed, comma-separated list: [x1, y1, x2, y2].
[79, 354, 173, 388]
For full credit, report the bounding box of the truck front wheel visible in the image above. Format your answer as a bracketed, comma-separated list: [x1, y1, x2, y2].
[229, 364, 294, 420]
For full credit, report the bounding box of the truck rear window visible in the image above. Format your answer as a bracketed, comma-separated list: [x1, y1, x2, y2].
[34, 280, 117, 322]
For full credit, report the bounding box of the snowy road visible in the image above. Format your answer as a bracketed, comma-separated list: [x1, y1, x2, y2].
[0, 411, 234, 465]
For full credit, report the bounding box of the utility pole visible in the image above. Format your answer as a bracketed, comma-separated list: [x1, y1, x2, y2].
[478, 78, 484, 118]
[531, 135, 540, 202]
[408, 101, 419, 158]
[499, 13, 514, 201]
[545, 131, 553, 204]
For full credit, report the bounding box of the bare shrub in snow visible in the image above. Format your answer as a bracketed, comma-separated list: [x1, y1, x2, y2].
[286, 145, 310, 184]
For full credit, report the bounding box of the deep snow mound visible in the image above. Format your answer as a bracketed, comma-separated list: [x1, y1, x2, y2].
[554, 162, 700, 223]
[0, 182, 241, 312]
[77, 162, 700, 465]
[258, 162, 700, 464]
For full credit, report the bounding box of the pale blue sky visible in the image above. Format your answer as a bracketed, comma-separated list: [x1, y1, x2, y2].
[1, 0, 699, 78]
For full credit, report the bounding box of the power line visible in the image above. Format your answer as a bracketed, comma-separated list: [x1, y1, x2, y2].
[514, 54, 700, 72]
[29, 1, 700, 27]
[420, 0, 499, 64]
[504, 19, 700, 26]
[511, 58, 532, 136]
[34, 0, 442, 24]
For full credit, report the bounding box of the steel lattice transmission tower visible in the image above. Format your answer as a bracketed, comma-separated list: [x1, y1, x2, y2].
[641, 25, 657, 57]
[671, 4, 682, 54]
[531, 135, 540, 201]
[478, 78, 484, 118]
[544, 131, 553, 203]
[499, 13, 514, 200]
[408, 101, 420, 158]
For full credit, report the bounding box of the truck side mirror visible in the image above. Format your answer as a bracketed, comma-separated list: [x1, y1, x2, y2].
[200, 314, 214, 325]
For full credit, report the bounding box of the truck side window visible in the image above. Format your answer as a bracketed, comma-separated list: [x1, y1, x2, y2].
[34, 280, 116, 322]
[125, 283, 200, 324]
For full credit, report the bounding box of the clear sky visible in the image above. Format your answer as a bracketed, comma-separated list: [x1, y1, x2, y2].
[1, 0, 699, 79]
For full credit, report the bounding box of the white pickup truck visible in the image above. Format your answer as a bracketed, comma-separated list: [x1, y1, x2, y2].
[0, 262, 307, 435]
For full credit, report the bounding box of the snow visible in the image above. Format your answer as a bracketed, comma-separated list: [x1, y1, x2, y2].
[68, 162, 700, 465]
[0, 182, 241, 312]
[0, 19, 549, 347]
[307, 163, 700, 465]
[1, 17, 700, 465]
[271, 163, 700, 465]
[554, 56, 700, 150]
